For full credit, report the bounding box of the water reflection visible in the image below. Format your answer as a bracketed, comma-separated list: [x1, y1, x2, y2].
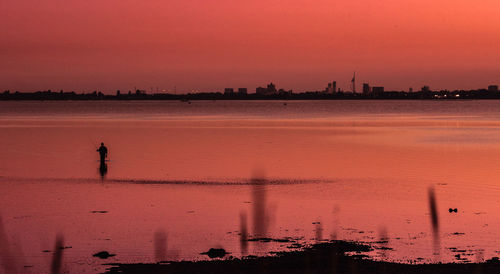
[2, 101, 500, 271]
[99, 162, 108, 179]
[154, 230, 168, 262]
[428, 187, 440, 260]
[51, 233, 65, 274]
[239, 211, 248, 255]
[251, 174, 268, 238]
[0, 215, 16, 273]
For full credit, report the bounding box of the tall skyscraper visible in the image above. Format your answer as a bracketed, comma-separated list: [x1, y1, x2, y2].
[362, 83, 370, 94]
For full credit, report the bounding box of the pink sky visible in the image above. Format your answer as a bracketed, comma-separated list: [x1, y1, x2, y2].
[1, 0, 499, 93]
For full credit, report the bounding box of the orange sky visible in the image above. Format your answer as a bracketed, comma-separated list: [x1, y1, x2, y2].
[1, 0, 499, 93]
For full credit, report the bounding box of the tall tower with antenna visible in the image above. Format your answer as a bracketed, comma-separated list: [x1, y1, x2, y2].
[351, 72, 356, 93]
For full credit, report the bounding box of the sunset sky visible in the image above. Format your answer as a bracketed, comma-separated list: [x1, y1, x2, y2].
[1, 0, 499, 93]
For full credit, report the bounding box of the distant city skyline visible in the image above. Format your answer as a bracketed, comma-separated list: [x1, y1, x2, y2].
[3, 82, 500, 100]
[2, 0, 500, 93]
[3, 77, 499, 95]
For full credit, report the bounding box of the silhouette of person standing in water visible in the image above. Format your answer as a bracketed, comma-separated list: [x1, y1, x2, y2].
[97, 142, 108, 163]
[97, 143, 108, 178]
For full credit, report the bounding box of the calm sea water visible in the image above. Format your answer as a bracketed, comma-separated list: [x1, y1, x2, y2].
[2, 100, 500, 272]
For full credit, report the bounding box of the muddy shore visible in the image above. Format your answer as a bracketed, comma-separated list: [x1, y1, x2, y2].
[105, 240, 500, 274]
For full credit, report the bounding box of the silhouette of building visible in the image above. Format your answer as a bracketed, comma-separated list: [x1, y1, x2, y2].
[325, 83, 332, 93]
[267, 83, 277, 93]
[421, 86, 431, 93]
[256, 83, 278, 95]
[362, 83, 370, 94]
[278, 88, 292, 95]
[224, 88, 234, 95]
[324, 81, 337, 94]
[256, 87, 266, 95]
[488, 85, 498, 92]
[238, 88, 247, 94]
[372, 86, 384, 95]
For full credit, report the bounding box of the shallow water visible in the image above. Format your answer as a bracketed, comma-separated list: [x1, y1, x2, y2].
[1, 100, 500, 272]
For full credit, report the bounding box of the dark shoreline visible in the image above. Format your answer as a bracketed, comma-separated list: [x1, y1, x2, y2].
[105, 240, 500, 274]
[3, 89, 500, 101]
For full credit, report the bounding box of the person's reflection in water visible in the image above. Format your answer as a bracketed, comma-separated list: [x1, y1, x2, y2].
[97, 142, 108, 179]
[99, 162, 108, 178]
